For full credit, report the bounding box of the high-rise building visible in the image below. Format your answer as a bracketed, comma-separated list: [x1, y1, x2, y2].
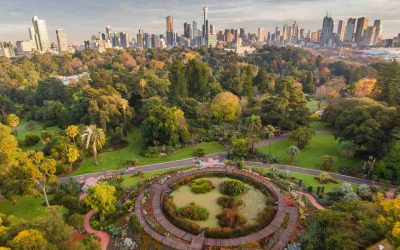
[337, 20, 346, 42]
[0, 42, 15, 58]
[258, 27, 266, 42]
[344, 18, 356, 43]
[32, 16, 50, 52]
[56, 29, 68, 52]
[151, 34, 161, 48]
[120, 32, 130, 48]
[137, 28, 144, 48]
[16, 40, 34, 56]
[362, 26, 376, 46]
[283, 24, 289, 41]
[373, 20, 383, 45]
[355, 17, 368, 44]
[166, 16, 175, 47]
[106, 26, 112, 41]
[203, 6, 208, 36]
[184, 22, 192, 39]
[320, 14, 334, 47]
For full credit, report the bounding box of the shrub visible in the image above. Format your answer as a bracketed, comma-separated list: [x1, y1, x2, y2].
[217, 208, 247, 228]
[321, 155, 337, 170]
[193, 148, 206, 157]
[68, 213, 85, 232]
[220, 180, 247, 196]
[24, 135, 40, 146]
[314, 172, 338, 184]
[357, 184, 372, 200]
[289, 127, 315, 149]
[217, 196, 243, 209]
[129, 215, 142, 234]
[189, 179, 214, 194]
[125, 159, 140, 167]
[177, 202, 209, 221]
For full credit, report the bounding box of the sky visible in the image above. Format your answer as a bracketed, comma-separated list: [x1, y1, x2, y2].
[1, 0, 400, 42]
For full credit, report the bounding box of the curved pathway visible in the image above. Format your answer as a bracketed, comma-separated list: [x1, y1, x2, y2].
[296, 191, 325, 210]
[84, 210, 110, 250]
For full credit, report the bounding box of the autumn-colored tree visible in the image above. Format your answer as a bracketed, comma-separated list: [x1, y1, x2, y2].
[82, 125, 106, 165]
[353, 78, 377, 97]
[211, 92, 241, 122]
[9, 229, 48, 250]
[65, 125, 79, 144]
[86, 182, 116, 221]
[66, 145, 79, 168]
[6, 114, 19, 136]
[377, 193, 400, 247]
[314, 77, 346, 110]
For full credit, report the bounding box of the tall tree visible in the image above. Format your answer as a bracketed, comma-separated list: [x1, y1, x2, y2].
[186, 59, 211, 101]
[86, 182, 116, 221]
[82, 125, 106, 165]
[264, 125, 276, 155]
[168, 61, 188, 103]
[254, 68, 269, 93]
[374, 62, 400, 106]
[211, 92, 241, 123]
[242, 66, 254, 97]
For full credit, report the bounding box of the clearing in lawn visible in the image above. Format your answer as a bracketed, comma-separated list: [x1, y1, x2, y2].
[0, 195, 67, 220]
[16, 119, 61, 150]
[258, 134, 362, 172]
[72, 129, 225, 175]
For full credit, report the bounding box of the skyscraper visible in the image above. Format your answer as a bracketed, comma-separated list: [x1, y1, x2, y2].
[373, 20, 383, 45]
[137, 28, 144, 48]
[344, 18, 356, 42]
[203, 6, 209, 46]
[32, 16, 50, 52]
[320, 14, 334, 47]
[258, 27, 266, 42]
[106, 26, 112, 41]
[355, 17, 368, 44]
[362, 26, 376, 46]
[166, 16, 174, 47]
[120, 32, 130, 48]
[337, 20, 346, 42]
[56, 29, 68, 52]
[184, 22, 192, 39]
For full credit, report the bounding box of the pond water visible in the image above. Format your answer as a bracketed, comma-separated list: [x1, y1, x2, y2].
[169, 176, 270, 228]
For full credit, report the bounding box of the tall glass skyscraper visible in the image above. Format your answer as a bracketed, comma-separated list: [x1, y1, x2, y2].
[32, 16, 50, 52]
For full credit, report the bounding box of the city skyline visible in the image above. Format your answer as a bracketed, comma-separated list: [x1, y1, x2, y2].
[1, 0, 400, 42]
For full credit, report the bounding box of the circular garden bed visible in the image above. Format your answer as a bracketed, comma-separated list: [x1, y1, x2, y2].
[163, 172, 278, 238]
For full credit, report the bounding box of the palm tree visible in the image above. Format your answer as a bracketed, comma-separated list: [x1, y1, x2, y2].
[264, 125, 276, 155]
[119, 98, 129, 135]
[287, 145, 300, 165]
[82, 125, 106, 165]
[247, 115, 262, 153]
[339, 141, 356, 158]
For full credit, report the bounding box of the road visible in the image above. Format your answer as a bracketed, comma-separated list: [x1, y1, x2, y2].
[59, 132, 398, 190]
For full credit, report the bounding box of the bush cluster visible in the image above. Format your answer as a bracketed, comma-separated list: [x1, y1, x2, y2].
[217, 196, 243, 209]
[189, 179, 215, 194]
[177, 202, 210, 221]
[220, 180, 247, 196]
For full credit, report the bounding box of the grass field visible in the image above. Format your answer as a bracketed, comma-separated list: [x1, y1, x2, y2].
[0, 195, 67, 220]
[16, 119, 61, 150]
[258, 134, 362, 172]
[310, 120, 332, 131]
[307, 99, 327, 113]
[72, 129, 225, 175]
[120, 167, 191, 188]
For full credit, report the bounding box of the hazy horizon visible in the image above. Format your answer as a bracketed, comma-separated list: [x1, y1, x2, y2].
[1, 0, 400, 42]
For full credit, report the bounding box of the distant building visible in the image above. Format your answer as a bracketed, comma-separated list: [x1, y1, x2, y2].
[258, 27, 266, 42]
[16, 40, 34, 56]
[120, 32, 130, 48]
[362, 26, 377, 46]
[337, 20, 346, 42]
[355, 17, 368, 44]
[32, 16, 50, 52]
[56, 29, 68, 52]
[151, 34, 161, 48]
[166, 16, 174, 47]
[0, 42, 15, 58]
[320, 14, 334, 47]
[137, 29, 144, 48]
[344, 18, 356, 43]
[373, 20, 383, 45]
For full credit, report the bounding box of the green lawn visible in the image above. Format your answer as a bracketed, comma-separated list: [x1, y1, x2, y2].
[258, 134, 362, 172]
[307, 99, 327, 113]
[310, 121, 332, 131]
[0, 195, 67, 220]
[72, 129, 225, 176]
[16, 119, 61, 151]
[120, 167, 191, 188]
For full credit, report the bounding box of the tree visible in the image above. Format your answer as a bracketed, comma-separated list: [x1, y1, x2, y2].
[230, 137, 252, 159]
[264, 125, 276, 155]
[339, 141, 356, 158]
[289, 127, 315, 149]
[9, 229, 48, 250]
[242, 66, 253, 97]
[314, 77, 346, 110]
[374, 62, 400, 106]
[254, 68, 269, 93]
[303, 71, 315, 94]
[287, 145, 300, 164]
[6, 114, 19, 136]
[86, 182, 116, 221]
[246, 115, 262, 152]
[321, 155, 337, 170]
[168, 61, 188, 103]
[261, 77, 309, 131]
[65, 125, 79, 144]
[28, 152, 57, 207]
[66, 145, 79, 168]
[186, 59, 211, 101]
[376, 141, 400, 185]
[211, 92, 241, 122]
[82, 125, 106, 165]
[353, 78, 377, 97]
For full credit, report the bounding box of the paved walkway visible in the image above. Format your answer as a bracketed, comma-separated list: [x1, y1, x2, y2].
[296, 191, 325, 210]
[84, 210, 110, 250]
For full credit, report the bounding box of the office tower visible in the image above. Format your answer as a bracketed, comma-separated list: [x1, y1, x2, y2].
[203, 6, 208, 36]
[28, 27, 34, 40]
[105, 26, 112, 41]
[137, 29, 144, 48]
[362, 26, 376, 46]
[0, 42, 15, 58]
[209, 24, 214, 35]
[292, 22, 299, 41]
[282, 24, 289, 41]
[310, 32, 319, 43]
[320, 14, 334, 47]
[56, 29, 68, 52]
[239, 28, 245, 38]
[84, 40, 90, 49]
[32, 16, 50, 52]
[355, 17, 368, 43]
[166, 16, 174, 47]
[373, 20, 382, 45]
[299, 29, 305, 40]
[144, 33, 151, 48]
[337, 20, 346, 42]
[258, 27, 266, 42]
[120, 32, 130, 48]
[184, 22, 192, 39]
[151, 34, 160, 48]
[344, 18, 356, 42]
[225, 31, 234, 43]
[16, 40, 33, 56]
